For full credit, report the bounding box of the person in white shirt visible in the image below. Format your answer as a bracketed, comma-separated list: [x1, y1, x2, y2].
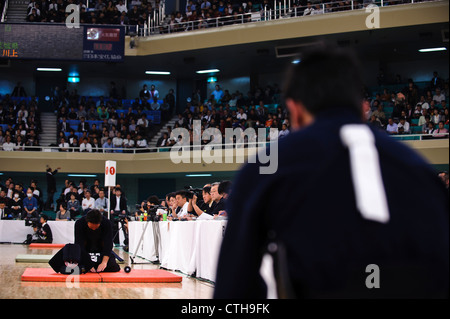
[123, 134, 135, 151]
[137, 114, 149, 128]
[82, 190, 95, 215]
[58, 137, 70, 152]
[80, 138, 92, 152]
[136, 135, 147, 148]
[397, 117, 410, 134]
[95, 189, 108, 215]
[303, 1, 315, 15]
[112, 132, 124, 152]
[386, 118, 398, 135]
[116, 0, 127, 13]
[2, 136, 15, 151]
[173, 190, 192, 219]
[236, 108, 247, 121]
[433, 88, 446, 104]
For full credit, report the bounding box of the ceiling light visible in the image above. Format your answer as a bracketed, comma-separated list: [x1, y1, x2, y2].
[36, 68, 62, 72]
[196, 69, 220, 74]
[418, 47, 447, 53]
[185, 174, 212, 177]
[145, 71, 171, 75]
[67, 174, 97, 177]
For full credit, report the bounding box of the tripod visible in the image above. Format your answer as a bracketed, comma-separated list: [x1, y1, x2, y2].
[130, 220, 161, 265]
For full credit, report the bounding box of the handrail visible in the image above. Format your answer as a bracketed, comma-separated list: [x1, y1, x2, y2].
[0, 133, 448, 154]
[1, 0, 9, 23]
[131, 0, 442, 36]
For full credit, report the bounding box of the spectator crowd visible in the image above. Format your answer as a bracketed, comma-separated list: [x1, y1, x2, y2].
[0, 82, 42, 152]
[366, 72, 449, 137]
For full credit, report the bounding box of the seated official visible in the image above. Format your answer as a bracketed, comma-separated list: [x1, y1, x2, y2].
[49, 209, 120, 274]
[172, 190, 193, 220]
[31, 214, 53, 243]
[209, 182, 227, 217]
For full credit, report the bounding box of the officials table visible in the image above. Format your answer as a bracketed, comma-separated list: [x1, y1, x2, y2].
[128, 220, 227, 283]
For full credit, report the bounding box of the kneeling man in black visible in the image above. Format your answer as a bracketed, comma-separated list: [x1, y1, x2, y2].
[49, 209, 120, 274]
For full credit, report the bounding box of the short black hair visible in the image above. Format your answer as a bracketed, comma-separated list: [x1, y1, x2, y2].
[203, 186, 211, 194]
[40, 214, 49, 222]
[166, 192, 176, 200]
[283, 44, 364, 117]
[86, 209, 102, 224]
[175, 190, 188, 198]
[218, 180, 232, 195]
[147, 195, 160, 205]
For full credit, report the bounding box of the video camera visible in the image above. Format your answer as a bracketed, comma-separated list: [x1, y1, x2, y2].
[24, 216, 40, 228]
[135, 202, 168, 221]
[184, 185, 203, 200]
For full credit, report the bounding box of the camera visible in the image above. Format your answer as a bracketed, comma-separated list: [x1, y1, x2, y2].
[184, 186, 203, 199]
[25, 217, 40, 228]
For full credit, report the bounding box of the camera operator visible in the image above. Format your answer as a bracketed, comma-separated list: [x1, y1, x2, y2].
[31, 214, 53, 243]
[191, 185, 214, 217]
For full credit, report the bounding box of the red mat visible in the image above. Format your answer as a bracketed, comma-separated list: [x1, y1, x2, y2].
[29, 243, 65, 249]
[21, 268, 101, 282]
[100, 269, 182, 283]
[21, 268, 182, 283]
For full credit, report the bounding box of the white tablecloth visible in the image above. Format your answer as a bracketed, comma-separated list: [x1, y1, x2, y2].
[129, 220, 227, 282]
[0, 220, 75, 244]
[0, 220, 125, 245]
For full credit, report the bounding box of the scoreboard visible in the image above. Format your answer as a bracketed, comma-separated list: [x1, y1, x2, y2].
[0, 23, 125, 62]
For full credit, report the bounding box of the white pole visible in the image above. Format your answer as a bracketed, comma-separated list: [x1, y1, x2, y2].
[274, 0, 276, 18]
[284, 0, 286, 15]
[279, 2, 281, 18]
[107, 186, 111, 220]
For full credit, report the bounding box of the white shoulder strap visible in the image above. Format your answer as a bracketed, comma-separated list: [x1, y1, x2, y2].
[340, 124, 390, 223]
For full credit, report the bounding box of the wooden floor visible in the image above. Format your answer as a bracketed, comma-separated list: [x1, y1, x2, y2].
[0, 243, 215, 299]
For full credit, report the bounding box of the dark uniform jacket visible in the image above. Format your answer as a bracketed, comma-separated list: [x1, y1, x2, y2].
[214, 109, 449, 299]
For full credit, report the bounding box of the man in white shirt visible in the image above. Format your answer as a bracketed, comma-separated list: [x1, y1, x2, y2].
[173, 190, 191, 219]
[136, 135, 147, 148]
[112, 132, 124, 152]
[116, 0, 127, 13]
[2, 136, 15, 151]
[95, 189, 108, 215]
[433, 88, 446, 104]
[82, 190, 95, 215]
[80, 138, 92, 152]
[386, 118, 398, 135]
[137, 114, 149, 128]
[397, 117, 410, 134]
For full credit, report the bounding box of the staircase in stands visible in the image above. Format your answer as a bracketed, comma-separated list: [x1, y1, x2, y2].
[39, 112, 57, 147]
[4, 0, 28, 22]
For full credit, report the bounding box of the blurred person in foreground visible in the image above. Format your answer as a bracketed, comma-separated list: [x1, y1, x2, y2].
[214, 45, 449, 299]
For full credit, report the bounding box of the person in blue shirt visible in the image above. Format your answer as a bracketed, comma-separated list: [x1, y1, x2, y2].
[102, 137, 114, 153]
[22, 188, 39, 220]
